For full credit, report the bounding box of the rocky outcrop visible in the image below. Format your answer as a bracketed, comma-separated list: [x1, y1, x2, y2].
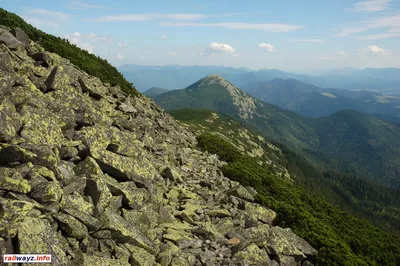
[0, 26, 316, 265]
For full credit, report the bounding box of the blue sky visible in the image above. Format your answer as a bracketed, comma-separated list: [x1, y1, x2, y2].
[2, 0, 399, 72]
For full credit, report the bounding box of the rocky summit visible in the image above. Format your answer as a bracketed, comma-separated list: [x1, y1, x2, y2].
[0, 26, 316, 265]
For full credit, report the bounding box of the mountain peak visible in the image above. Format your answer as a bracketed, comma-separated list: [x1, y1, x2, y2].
[206, 73, 222, 78]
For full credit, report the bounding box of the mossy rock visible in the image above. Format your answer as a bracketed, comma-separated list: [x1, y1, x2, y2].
[0, 198, 34, 238]
[72, 252, 130, 266]
[0, 168, 31, 193]
[30, 181, 63, 203]
[18, 217, 69, 265]
[124, 244, 159, 266]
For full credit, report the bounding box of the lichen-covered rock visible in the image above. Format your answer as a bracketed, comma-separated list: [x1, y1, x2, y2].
[54, 212, 89, 240]
[233, 243, 271, 265]
[266, 227, 317, 260]
[125, 244, 159, 266]
[0, 98, 20, 142]
[243, 201, 277, 225]
[72, 252, 130, 266]
[30, 181, 63, 203]
[0, 198, 34, 238]
[18, 217, 69, 265]
[99, 211, 158, 254]
[228, 185, 255, 201]
[85, 175, 113, 213]
[0, 29, 24, 49]
[20, 112, 63, 146]
[0, 168, 31, 193]
[79, 76, 108, 99]
[10, 28, 30, 48]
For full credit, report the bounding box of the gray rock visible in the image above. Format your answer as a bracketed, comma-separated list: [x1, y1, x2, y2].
[10, 28, 30, 48]
[53, 212, 89, 240]
[31, 52, 52, 67]
[0, 30, 24, 49]
[30, 181, 63, 203]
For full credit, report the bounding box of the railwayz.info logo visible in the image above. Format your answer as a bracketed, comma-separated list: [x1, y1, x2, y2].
[3, 254, 52, 263]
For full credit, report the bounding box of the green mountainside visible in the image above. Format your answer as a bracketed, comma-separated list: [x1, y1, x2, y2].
[143, 87, 169, 98]
[153, 75, 400, 187]
[242, 78, 400, 118]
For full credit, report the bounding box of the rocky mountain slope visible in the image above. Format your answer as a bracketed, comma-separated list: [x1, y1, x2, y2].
[0, 26, 317, 265]
[153, 75, 400, 187]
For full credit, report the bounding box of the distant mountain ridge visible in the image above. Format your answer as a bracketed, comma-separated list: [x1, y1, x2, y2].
[242, 78, 400, 118]
[143, 87, 169, 97]
[153, 74, 400, 187]
[119, 64, 400, 92]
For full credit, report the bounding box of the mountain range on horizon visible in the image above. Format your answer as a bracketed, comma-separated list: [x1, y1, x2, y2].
[120, 64, 400, 93]
[241, 78, 400, 119]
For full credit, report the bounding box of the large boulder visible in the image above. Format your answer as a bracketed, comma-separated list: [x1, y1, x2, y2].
[266, 227, 317, 260]
[99, 211, 158, 254]
[53, 213, 89, 240]
[17, 217, 69, 265]
[0, 198, 34, 238]
[0, 29, 24, 49]
[30, 181, 63, 203]
[0, 99, 20, 142]
[0, 168, 31, 193]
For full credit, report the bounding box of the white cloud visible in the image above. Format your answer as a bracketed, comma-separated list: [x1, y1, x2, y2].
[96, 13, 206, 22]
[335, 15, 400, 39]
[161, 22, 303, 32]
[168, 52, 177, 56]
[23, 8, 71, 27]
[360, 33, 400, 40]
[25, 8, 70, 21]
[67, 1, 104, 10]
[318, 56, 333, 60]
[161, 35, 167, 39]
[117, 53, 125, 60]
[334, 27, 368, 37]
[22, 17, 59, 27]
[117, 42, 127, 48]
[165, 14, 206, 20]
[258, 43, 275, 52]
[64, 32, 112, 53]
[362, 45, 391, 55]
[232, 53, 240, 57]
[86, 33, 113, 42]
[289, 38, 324, 43]
[338, 50, 348, 56]
[349, 0, 391, 12]
[208, 42, 235, 54]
